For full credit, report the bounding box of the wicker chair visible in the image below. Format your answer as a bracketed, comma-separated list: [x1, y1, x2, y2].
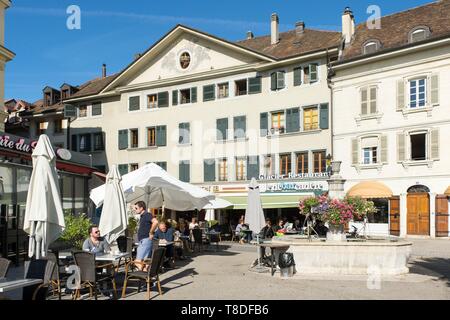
[45, 251, 69, 300]
[121, 247, 166, 300]
[0, 257, 11, 278]
[23, 259, 56, 300]
[116, 236, 133, 272]
[72, 251, 118, 300]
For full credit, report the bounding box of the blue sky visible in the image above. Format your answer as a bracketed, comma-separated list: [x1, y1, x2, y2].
[5, 0, 433, 102]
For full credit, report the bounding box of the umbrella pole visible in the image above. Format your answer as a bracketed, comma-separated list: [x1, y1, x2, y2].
[160, 189, 165, 220]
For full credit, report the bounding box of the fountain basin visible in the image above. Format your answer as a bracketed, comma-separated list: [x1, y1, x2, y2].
[271, 236, 412, 275]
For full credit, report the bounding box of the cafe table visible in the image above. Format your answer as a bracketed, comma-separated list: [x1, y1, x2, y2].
[59, 251, 130, 262]
[0, 278, 43, 293]
[257, 243, 291, 276]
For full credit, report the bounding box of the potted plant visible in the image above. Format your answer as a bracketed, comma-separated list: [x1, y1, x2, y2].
[55, 212, 91, 250]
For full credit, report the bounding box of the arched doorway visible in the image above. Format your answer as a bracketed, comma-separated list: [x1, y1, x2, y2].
[407, 185, 430, 235]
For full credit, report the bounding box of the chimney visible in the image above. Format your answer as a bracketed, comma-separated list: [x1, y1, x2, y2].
[102, 64, 107, 78]
[295, 21, 305, 34]
[271, 13, 279, 45]
[342, 7, 355, 44]
[134, 53, 142, 60]
[246, 31, 254, 40]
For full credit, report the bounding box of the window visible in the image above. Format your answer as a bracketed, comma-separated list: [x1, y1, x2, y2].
[233, 116, 246, 139]
[270, 71, 285, 91]
[235, 79, 247, 96]
[54, 119, 63, 134]
[129, 96, 140, 111]
[367, 198, 388, 224]
[79, 134, 91, 152]
[179, 161, 190, 182]
[235, 158, 247, 181]
[217, 83, 229, 99]
[363, 41, 379, 54]
[147, 127, 156, 147]
[130, 129, 139, 148]
[216, 118, 228, 141]
[118, 164, 128, 176]
[293, 67, 302, 86]
[313, 151, 326, 173]
[279, 154, 291, 176]
[61, 89, 69, 100]
[179, 123, 190, 144]
[271, 111, 285, 133]
[180, 89, 191, 104]
[304, 64, 318, 84]
[78, 105, 87, 117]
[147, 94, 157, 109]
[361, 86, 377, 115]
[155, 161, 167, 171]
[362, 147, 378, 164]
[36, 122, 47, 136]
[248, 77, 262, 94]
[409, 78, 426, 108]
[92, 102, 102, 116]
[263, 155, 274, 176]
[296, 152, 308, 174]
[218, 158, 228, 181]
[410, 133, 426, 161]
[409, 27, 430, 43]
[93, 132, 104, 151]
[203, 85, 215, 102]
[303, 106, 319, 131]
[118, 130, 128, 150]
[130, 163, 139, 172]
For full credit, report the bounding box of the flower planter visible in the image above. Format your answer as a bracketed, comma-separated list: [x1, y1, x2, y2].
[326, 224, 346, 242]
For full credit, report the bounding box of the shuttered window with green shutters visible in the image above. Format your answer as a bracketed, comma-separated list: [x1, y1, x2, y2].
[319, 103, 329, 130]
[191, 87, 197, 103]
[92, 102, 102, 116]
[204, 159, 216, 182]
[172, 90, 178, 106]
[179, 123, 190, 144]
[233, 116, 246, 139]
[118, 164, 128, 176]
[156, 125, 167, 146]
[157, 92, 169, 108]
[247, 156, 260, 180]
[293, 67, 302, 86]
[286, 108, 300, 133]
[155, 161, 167, 171]
[203, 85, 215, 102]
[216, 118, 228, 141]
[309, 64, 318, 83]
[129, 96, 140, 111]
[179, 161, 190, 182]
[118, 129, 128, 150]
[260, 112, 268, 137]
[248, 77, 262, 94]
[71, 135, 78, 151]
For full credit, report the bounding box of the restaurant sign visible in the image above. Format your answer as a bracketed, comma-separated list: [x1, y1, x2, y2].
[260, 181, 327, 193]
[0, 135, 37, 153]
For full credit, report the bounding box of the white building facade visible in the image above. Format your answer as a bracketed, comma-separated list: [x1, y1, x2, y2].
[0, 0, 14, 131]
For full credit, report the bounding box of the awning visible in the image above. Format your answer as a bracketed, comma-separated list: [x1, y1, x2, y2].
[445, 186, 450, 196]
[347, 181, 393, 198]
[221, 194, 309, 210]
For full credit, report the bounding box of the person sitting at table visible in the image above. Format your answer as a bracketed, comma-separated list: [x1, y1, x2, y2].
[273, 219, 285, 233]
[260, 219, 275, 239]
[83, 225, 111, 254]
[154, 221, 175, 267]
[235, 219, 244, 243]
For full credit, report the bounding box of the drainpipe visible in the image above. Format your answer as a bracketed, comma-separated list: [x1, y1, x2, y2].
[326, 48, 335, 159]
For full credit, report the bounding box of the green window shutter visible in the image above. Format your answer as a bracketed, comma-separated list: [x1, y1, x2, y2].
[129, 96, 140, 111]
[204, 159, 216, 182]
[179, 123, 190, 144]
[191, 87, 197, 103]
[216, 118, 228, 141]
[351, 138, 359, 165]
[293, 67, 302, 86]
[286, 108, 300, 133]
[430, 74, 439, 105]
[234, 116, 246, 139]
[172, 90, 178, 106]
[158, 92, 169, 108]
[179, 161, 190, 182]
[260, 112, 268, 137]
[156, 125, 167, 146]
[92, 102, 102, 116]
[71, 135, 78, 151]
[270, 72, 277, 91]
[203, 85, 215, 101]
[118, 130, 128, 150]
[118, 164, 128, 176]
[156, 161, 167, 171]
[247, 156, 260, 180]
[248, 77, 262, 94]
[319, 103, 329, 130]
[310, 64, 318, 83]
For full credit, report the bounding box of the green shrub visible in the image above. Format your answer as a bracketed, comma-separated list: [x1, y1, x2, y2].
[59, 212, 92, 250]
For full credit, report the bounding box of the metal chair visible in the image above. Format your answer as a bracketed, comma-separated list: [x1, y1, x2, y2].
[121, 247, 166, 300]
[0, 257, 11, 278]
[116, 236, 133, 272]
[192, 228, 204, 253]
[23, 259, 56, 300]
[208, 233, 220, 252]
[45, 251, 71, 300]
[72, 251, 118, 300]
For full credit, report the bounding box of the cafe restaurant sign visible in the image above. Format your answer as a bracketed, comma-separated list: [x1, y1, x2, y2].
[259, 172, 330, 180]
[0, 135, 37, 153]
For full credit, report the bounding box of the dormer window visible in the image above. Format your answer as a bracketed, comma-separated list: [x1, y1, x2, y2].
[409, 26, 431, 43]
[363, 40, 380, 55]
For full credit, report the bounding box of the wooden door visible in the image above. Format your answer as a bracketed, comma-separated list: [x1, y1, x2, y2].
[407, 193, 430, 235]
[389, 197, 400, 236]
[435, 195, 449, 237]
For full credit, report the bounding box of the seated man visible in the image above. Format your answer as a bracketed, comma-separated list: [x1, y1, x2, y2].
[258, 219, 274, 260]
[153, 221, 175, 266]
[83, 225, 110, 254]
[235, 219, 244, 243]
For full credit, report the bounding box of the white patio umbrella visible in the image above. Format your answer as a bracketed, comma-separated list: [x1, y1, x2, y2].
[98, 165, 128, 244]
[23, 135, 65, 259]
[244, 178, 266, 233]
[203, 198, 233, 221]
[90, 163, 215, 213]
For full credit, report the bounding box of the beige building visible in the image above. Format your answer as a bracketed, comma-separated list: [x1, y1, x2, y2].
[0, 0, 14, 131]
[28, 15, 340, 222]
[332, 0, 450, 238]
